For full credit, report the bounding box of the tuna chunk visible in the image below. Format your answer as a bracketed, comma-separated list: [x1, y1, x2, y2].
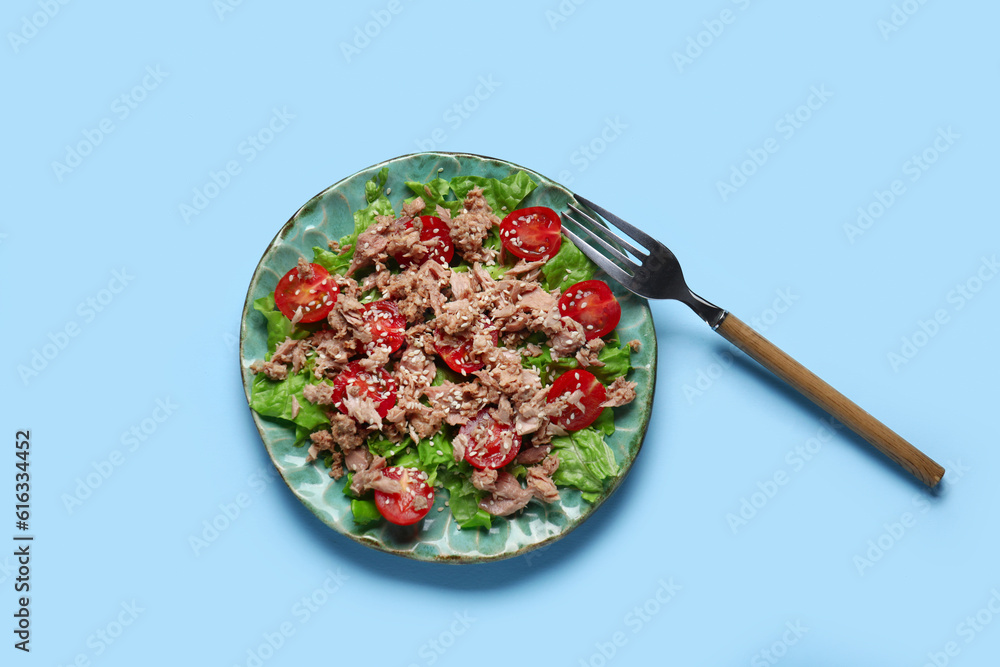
[602, 377, 637, 408]
[341, 385, 383, 429]
[526, 455, 560, 503]
[302, 382, 337, 405]
[475, 470, 534, 516]
[450, 188, 499, 264]
[350, 456, 403, 495]
[250, 360, 288, 381]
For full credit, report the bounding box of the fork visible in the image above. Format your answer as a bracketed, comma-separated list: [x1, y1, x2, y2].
[561, 195, 945, 488]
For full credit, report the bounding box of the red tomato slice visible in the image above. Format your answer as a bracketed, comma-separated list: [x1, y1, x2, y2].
[547, 369, 607, 431]
[393, 216, 455, 267]
[331, 362, 398, 418]
[499, 206, 562, 261]
[360, 300, 406, 355]
[434, 328, 498, 376]
[557, 279, 621, 340]
[460, 408, 521, 470]
[274, 263, 339, 323]
[436, 336, 481, 375]
[374, 467, 435, 526]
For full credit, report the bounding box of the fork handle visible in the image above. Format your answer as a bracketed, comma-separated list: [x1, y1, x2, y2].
[715, 313, 945, 488]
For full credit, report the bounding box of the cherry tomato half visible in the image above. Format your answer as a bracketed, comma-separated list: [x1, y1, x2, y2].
[460, 408, 521, 470]
[499, 206, 562, 261]
[361, 300, 406, 355]
[374, 467, 435, 525]
[557, 280, 621, 340]
[274, 263, 339, 323]
[434, 329, 498, 376]
[331, 362, 398, 419]
[547, 369, 607, 432]
[393, 215, 455, 267]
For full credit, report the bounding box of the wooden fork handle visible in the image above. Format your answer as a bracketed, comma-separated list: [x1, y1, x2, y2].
[715, 313, 945, 488]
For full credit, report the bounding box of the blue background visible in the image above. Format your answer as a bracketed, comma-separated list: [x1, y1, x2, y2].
[4, 1, 999, 665]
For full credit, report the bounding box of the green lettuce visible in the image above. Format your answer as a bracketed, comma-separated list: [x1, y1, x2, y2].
[250, 372, 330, 431]
[542, 235, 598, 292]
[253, 294, 313, 353]
[350, 499, 381, 525]
[521, 333, 632, 385]
[315, 169, 395, 276]
[550, 426, 620, 503]
[440, 469, 492, 530]
[404, 178, 462, 217]
[312, 244, 350, 276]
[364, 167, 388, 204]
[368, 436, 410, 460]
[417, 432, 454, 485]
[449, 172, 537, 214]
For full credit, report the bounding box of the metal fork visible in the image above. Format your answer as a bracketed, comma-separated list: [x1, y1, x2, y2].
[562, 195, 945, 488]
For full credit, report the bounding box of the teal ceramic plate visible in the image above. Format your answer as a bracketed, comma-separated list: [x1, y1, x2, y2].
[239, 152, 656, 562]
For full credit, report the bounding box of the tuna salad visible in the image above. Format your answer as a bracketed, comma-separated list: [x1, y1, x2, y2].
[249, 168, 638, 530]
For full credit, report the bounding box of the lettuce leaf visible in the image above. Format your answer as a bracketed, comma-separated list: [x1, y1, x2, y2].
[404, 178, 462, 217]
[542, 236, 598, 292]
[250, 373, 330, 431]
[312, 244, 351, 276]
[315, 169, 395, 276]
[440, 469, 492, 530]
[450, 172, 537, 214]
[417, 432, 454, 485]
[550, 427, 619, 503]
[521, 333, 631, 385]
[252, 294, 314, 354]
[593, 334, 632, 384]
[364, 167, 388, 204]
[350, 499, 381, 525]
[368, 436, 410, 460]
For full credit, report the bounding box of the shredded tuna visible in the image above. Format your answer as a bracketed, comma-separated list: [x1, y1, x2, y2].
[344, 447, 372, 474]
[450, 271, 474, 300]
[296, 257, 315, 280]
[341, 385, 383, 429]
[290, 396, 300, 419]
[329, 412, 364, 451]
[402, 196, 425, 218]
[515, 444, 551, 465]
[602, 377, 637, 408]
[475, 470, 534, 516]
[628, 339, 641, 352]
[327, 451, 344, 479]
[250, 360, 288, 381]
[575, 337, 606, 368]
[308, 430, 334, 456]
[505, 259, 547, 278]
[450, 188, 499, 264]
[302, 382, 337, 405]
[526, 454, 560, 503]
[350, 456, 402, 495]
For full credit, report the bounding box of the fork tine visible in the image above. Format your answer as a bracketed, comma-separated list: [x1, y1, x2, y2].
[560, 225, 637, 289]
[566, 204, 647, 260]
[561, 211, 635, 268]
[574, 194, 659, 251]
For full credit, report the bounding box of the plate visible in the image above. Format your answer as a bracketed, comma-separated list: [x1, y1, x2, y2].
[239, 152, 657, 562]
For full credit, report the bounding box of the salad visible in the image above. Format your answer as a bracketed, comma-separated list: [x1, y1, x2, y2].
[248, 168, 638, 531]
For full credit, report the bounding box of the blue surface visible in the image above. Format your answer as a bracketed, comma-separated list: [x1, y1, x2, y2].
[4, 1, 999, 665]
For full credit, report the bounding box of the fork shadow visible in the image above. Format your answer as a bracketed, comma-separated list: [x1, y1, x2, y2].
[711, 340, 947, 500]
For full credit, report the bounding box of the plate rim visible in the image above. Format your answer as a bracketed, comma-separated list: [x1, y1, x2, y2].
[238, 151, 657, 563]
